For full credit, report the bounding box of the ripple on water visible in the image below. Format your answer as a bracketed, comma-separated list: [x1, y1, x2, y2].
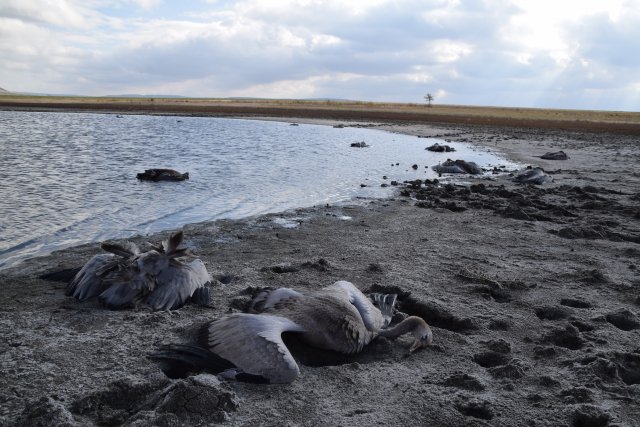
[0, 112, 518, 269]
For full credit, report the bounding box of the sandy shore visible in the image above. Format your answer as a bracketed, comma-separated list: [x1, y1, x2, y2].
[1, 119, 639, 426]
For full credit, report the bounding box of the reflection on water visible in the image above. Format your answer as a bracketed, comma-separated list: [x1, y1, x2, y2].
[0, 111, 516, 269]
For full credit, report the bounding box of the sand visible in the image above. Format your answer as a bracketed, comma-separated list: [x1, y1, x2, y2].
[1, 119, 639, 426]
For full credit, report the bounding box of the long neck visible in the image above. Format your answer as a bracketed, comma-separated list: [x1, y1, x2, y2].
[377, 316, 426, 339]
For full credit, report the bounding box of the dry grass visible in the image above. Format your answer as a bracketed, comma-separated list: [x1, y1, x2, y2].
[1, 94, 639, 133]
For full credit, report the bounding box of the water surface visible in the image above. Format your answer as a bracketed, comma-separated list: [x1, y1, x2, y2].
[0, 112, 516, 269]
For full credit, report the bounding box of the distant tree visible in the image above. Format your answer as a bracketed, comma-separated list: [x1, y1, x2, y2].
[424, 93, 434, 107]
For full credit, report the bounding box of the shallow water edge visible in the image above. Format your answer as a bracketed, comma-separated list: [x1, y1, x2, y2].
[0, 113, 518, 271]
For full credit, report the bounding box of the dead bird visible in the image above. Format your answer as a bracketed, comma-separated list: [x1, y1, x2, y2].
[513, 167, 553, 185]
[426, 143, 456, 152]
[136, 169, 189, 181]
[432, 159, 483, 175]
[149, 280, 432, 384]
[539, 151, 569, 160]
[67, 231, 210, 310]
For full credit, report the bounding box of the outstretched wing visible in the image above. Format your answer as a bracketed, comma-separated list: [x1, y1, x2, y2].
[98, 271, 153, 309]
[66, 254, 116, 300]
[146, 258, 211, 310]
[207, 313, 305, 384]
[325, 280, 386, 332]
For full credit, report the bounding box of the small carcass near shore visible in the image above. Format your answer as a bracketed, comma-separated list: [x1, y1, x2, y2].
[539, 150, 569, 160]
[426, 142, 456, 152]
[432, 159, 483, 175]
[513, 167, 553, 185]
[137, 168, 189, 181]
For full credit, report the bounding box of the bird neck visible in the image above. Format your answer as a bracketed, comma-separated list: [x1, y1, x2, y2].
[377, 316, 427, 339]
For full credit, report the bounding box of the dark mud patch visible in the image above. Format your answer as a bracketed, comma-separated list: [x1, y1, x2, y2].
[455, 398, 494, 420]
[262, 263, 300, 274]
[398, 180, 640, 248]
[38, 267, 81, 283]
[554, 226, 612, 240]
[560, 387, 593, 404]
[553, 226, 640, 244]
[215, 273, 240, 285]
[17, 397, 77, 427]
[365, 262, 385, 273]
[615, 352, 640, 385]
[571, 404, 611, 427]
[605, 310, 640, 331]
[484, 338, 511, 354]
[398, 297, 478, 332]
[488, 359, 528, 379]
[441, 373, 485, 391]
[539, 375, 562, 388]
[535, 306, 573, 320]
[262, 258, 332, 274]
[560, 298, 593, 309]
[488, 318, 513, 330]
[534, 346, 558, 359]
[471, 284, 512, 302]
[569, 269, 610, 285]
[473, 351, 511, 368]
[574, 352, 640, 386]
[541, 325, 586, 350]
[19, 375, 239, 426]
[300, 258, 331, 272]
[571, 320, 595, 332]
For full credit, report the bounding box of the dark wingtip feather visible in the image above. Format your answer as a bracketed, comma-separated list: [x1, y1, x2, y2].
[164, 231, 184, 255]
[148, 343, 235, 378]
[190, 285, 212, 307]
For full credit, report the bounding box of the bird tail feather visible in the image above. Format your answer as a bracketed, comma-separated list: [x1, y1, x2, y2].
[370, 293, 397, 327]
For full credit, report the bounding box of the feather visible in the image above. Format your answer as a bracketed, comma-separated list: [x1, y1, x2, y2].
[149, 280, 432, 384]
[98, 281, 142, 309]
[146, 258, 210, 310]
[67, 254, 115, 299]
[207, 313, 305, 384]
[100, 241, 140, 258]
[162, 231, 184, 255]
[326, 280, 387, 332]
[68, 232, 210, 312]
[147, 343, 235, 378]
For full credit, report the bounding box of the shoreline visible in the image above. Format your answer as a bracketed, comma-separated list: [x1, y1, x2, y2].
[1, 117, 639, 426]
[0, 113, 515, 273]
[2, 99, 640, 135]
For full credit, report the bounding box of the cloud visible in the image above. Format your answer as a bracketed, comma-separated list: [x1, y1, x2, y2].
[0, 0, 638, 109]
[132, 0, 162, 11]
[0, 0, 100, 29]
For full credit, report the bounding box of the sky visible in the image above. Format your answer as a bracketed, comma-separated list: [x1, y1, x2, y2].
[1, 0, 639, 111]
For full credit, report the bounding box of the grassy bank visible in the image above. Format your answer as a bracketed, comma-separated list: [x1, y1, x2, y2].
[1, 94, 639, 134]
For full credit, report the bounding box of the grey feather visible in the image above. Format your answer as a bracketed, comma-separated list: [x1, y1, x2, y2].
[68, 232, 211, 311]
[100, 241, 140, 258]
[146, 258, 210, 310]
[67, 254, 115, 300]
[207, 313, 305, 384]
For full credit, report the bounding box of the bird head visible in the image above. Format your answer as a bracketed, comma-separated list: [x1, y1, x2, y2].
[409, 319, 433, 352]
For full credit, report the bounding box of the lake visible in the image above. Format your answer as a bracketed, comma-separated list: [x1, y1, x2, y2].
[0, 111, 516, 269]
